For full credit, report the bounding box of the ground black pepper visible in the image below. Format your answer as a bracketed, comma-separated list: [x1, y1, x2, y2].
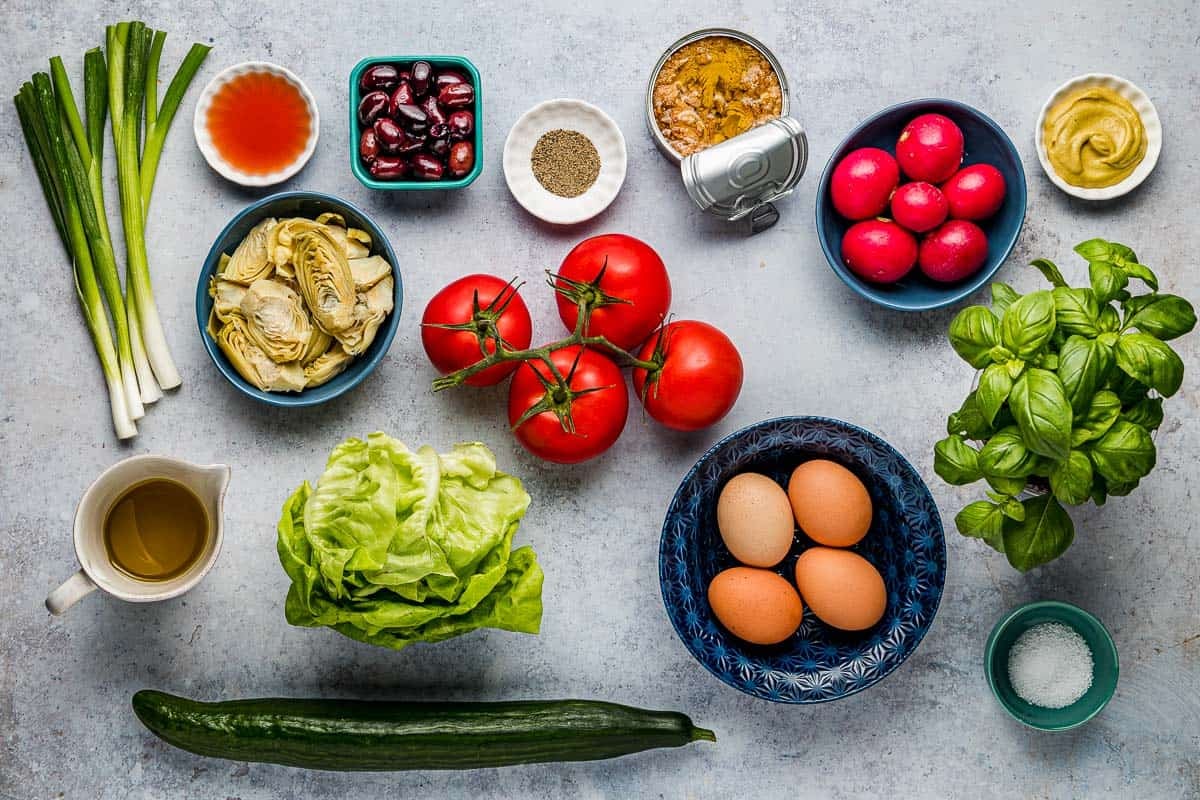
[530, 129, 600, 198]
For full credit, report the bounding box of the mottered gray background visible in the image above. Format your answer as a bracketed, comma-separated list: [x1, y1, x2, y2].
[1, 1, 1197, 797]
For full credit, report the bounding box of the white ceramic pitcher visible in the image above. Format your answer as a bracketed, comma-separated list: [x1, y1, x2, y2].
[46, 455, 231, 615]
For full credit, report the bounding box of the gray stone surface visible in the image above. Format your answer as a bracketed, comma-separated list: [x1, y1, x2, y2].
[2, 1, 1198, 797]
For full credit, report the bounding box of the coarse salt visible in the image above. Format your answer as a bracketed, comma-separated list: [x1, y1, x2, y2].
[1007, 622, 1094, 709]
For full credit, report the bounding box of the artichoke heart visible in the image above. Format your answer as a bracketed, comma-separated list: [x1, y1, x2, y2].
[348, 255, 393, 290]
[299, 325, 333, 365]
[294, 227, 357, 334]
[240, 278, 313, 363]
[303, 343, 355, 387]
[216, 314, 307, 393]
[336, 274, 394, 355]
[211, 279, 248, 323]
[268, 217, 322, 269]
[222, 217, 277, 284]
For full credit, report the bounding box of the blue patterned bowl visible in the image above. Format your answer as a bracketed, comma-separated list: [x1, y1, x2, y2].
[660, 417, 946, 703]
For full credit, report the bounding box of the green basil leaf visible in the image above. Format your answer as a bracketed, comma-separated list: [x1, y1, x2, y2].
[979, 426, 1040, 478]
[1000, 497, 1026, 521]
[1107, 478, 1140, 496]
[1090, 474, 1108, 506]
[1049, 450, 1093, 506]
[986, 475, 1027, 495]
[1089, 420, 1156, 483]
[1098, 305, 1121, 333]
[1122, 396, 1164, 431]
[1057, 335, 1114, 415]
[978, 363, 1014, 425]
[1123, 262, 1158, 291]
[1052, 287, 1101, 337]
[1036, 353, 1059, 370]
[946, 391, 992, 439]
[934, 435, 982, 485]
[1106, 241, 1138, 264]
[1071, 389, 1121, 446]
[1001, 291, 1056, 358]
[1074, 238, 1113, 261]
[1114, 333, 1185, 397]
[1108, 370, 1151, 405]
[1122, 294, 1197, 341]
[1030, 258, 1067, 288]
[1002, 495, 1075, 572]
[949, 306, 1000, 368]
[1090, 260, 1128, 304]
[991, 282, 1020, 316]
[1010, 368, 1073, 461]
[1005, 359, 1026, 380]
[955, 501, 1006, 552]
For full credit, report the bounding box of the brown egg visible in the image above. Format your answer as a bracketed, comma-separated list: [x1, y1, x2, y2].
[794, 547, 887, 631]
[787, 459, 873, 547]
[708, 567, 804, 645]
[716, 473, 795, 567]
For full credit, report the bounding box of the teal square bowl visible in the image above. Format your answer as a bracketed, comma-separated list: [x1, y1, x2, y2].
[984, 600, 1119, 731]
[349, 56, 483, 190]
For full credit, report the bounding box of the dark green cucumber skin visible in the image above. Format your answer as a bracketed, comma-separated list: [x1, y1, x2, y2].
[131, 691, 715, 771]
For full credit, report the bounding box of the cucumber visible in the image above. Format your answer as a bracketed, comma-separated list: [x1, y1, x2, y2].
[131, 690, 715, 771]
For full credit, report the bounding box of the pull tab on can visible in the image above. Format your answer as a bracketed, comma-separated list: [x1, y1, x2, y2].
[680, 116, 808, 233]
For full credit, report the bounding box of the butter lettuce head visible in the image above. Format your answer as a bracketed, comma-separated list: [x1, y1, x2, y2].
[277, 434, 543, 649]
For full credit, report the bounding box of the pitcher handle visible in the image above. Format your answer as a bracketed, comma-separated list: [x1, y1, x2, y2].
[46, 570, 97, 615]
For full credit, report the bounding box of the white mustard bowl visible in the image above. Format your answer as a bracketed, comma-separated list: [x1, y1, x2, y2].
[1034, 73, 1161, 201]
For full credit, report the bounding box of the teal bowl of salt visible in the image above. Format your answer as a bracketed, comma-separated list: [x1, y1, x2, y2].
[984, 600, 1119, 731]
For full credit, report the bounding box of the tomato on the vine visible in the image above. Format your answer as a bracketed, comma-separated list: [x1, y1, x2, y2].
[554, 234, 671, 350]
[632, 320, 743, 431]
[507, 346, 628, 464]
[421, 274, 533, 386]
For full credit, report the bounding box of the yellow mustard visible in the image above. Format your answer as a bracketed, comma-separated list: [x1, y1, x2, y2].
[1042, 86, 1146, 188]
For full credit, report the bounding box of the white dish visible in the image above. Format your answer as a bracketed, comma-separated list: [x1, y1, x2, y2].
[1034, 73, 1161, 201]
[502, 99, 627, 225]
[192, 61, 319, 187]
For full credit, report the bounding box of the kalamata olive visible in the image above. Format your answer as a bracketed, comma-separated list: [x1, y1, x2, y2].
[389, 81, 416, 116]
[357, 91, 390, 126]
[429, 137, 451, 158]
[359, 64, 401, 92]
[410, 61, 433, 96]
[359, 129, 380, 164]
[447, 140, 474, 177]
[373, 117, 406, 153]
[410, 153, 444, 180]
[368, 155, 407, 180]
[397, 134, 427, 154]
[429, 122, 450, 140]
[399, 70, 410, 81]
[438, 82, 474, 108]
[435, 70, 468, 89]
[392, 103, 428, 128]
[447, 110, 474, 140]
[420, 95, 446, 126]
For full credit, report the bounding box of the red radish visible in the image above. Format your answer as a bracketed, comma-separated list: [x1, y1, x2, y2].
[841, 219, 918, 284]
[942, 164, 1007, 220]
[918, 220, 989, 282]
[830, 147, 900, 220]
[896, 114, 964, 183]
[890, 182, 948, 233]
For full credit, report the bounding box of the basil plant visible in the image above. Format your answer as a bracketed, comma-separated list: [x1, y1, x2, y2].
[935, 239, 1195, 571]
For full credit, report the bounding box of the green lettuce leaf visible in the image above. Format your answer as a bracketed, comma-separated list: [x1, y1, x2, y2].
[277, 434, 542, 650]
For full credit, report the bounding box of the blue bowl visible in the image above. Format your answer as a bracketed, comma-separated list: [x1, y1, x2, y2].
[815, 99, 1027, 311]
[660, 417, 946, 703]
[196, 191, 403, 407]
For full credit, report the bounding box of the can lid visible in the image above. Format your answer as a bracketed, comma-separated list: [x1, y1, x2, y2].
[680, 116, 808, 231]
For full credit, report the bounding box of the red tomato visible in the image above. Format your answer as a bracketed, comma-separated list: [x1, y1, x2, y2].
[841, 219, 918, 284]
[421, 274, 533, 386]
[830, 147, 900, 220]
[554, 234, 671, 350]
[508, 346, 628, 463]
[631, 321, 743, 431]
[942, 163, 1006, 220]
[918, 220, 989, 282]
[896, 113, 964, 183]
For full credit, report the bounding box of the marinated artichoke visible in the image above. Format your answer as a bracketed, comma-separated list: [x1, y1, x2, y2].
[206, 213, 395, 393]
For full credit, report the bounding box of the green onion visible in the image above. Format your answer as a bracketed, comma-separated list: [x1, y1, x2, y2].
[15, 79, 136, 439]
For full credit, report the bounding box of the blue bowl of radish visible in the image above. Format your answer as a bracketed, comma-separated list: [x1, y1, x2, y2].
[815, 99, 1026, 312]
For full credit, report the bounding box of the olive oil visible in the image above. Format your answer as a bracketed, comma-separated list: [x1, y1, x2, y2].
[103, 479, 208, 581]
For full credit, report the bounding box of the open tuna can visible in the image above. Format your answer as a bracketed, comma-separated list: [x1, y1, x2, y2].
[647, 28, 806, 233]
